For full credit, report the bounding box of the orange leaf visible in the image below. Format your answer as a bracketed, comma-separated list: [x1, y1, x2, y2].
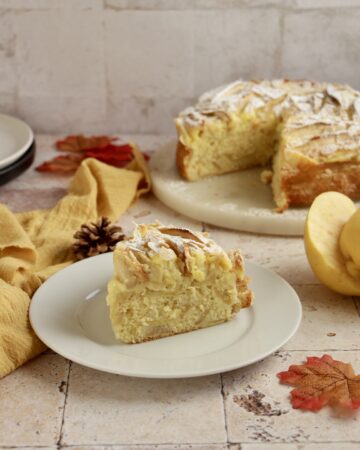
[37, 135, 150, 174]
[278, 354, 360, 412]
[55, 135, 117, 152]
[35, 154, 85, 173]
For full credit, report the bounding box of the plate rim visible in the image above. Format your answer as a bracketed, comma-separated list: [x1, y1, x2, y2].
[30, 253, 302, 378]
[0, 113, 34, 169]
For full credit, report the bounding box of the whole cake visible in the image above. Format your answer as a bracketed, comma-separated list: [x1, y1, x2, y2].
[107, 222, 253, 343]
[175, 79, 360, 211]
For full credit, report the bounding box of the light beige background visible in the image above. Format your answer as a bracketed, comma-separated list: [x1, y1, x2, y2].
[1, 0, 360, 134]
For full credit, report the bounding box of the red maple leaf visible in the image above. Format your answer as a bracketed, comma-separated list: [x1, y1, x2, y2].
[278, 354, 360, 412]
[84, 144, 134, 168]
[35, 154, 85, 173]
[36, 135, 150, 173]
[55, 135, 117, 152]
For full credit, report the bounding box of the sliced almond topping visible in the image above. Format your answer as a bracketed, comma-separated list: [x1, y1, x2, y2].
[159, 227, 203, 243]
[164, 239, 185, 259]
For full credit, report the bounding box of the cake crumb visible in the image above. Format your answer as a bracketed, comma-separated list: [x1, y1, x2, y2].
[260, 169, 273, 185]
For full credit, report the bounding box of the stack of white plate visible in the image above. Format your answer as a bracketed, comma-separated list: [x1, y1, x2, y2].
[0, 114, 35, 185]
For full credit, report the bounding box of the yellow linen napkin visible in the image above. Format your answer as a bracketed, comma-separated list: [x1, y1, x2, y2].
[0, 148, 150, 378]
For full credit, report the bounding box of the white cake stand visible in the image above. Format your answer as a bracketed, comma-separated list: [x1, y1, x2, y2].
[150, 141, 360, 236]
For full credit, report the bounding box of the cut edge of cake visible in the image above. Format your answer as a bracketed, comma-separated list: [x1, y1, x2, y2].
[272, 113, 360, 212]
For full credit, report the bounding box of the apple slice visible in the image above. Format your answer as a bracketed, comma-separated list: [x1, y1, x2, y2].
[304, 191, 360, 296]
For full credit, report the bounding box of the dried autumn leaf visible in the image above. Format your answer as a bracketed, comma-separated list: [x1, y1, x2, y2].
[55, 135, 117, 152]
[36, 154, 85, 173]
[278, 354, 360, 412]
[84, 144, 134, 168]
[37, 135, 151, 175]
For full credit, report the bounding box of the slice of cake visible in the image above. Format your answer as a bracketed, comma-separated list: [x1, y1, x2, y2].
[175, 79, 360, 211]
[272, 113, 360, 212]
[106, 223, 253, 344]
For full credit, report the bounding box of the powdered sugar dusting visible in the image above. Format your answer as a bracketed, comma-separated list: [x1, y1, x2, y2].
[176, 79, 360, 128]
[121, 222, 224, 259]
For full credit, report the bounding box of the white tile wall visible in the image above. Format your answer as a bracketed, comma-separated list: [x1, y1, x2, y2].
[105, 10, 194, 98]
[0, 0, 102, 9]
[1, 0, 360, 133]
[292, 0, 360, 9]
[0, 9, 17, 113]
[282, 9, 360, 88]
[16, 10, 105, 97]
[193, 8, 282, 92]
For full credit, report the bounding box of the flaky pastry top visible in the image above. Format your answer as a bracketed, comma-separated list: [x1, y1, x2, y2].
[176, 79, 360, 128]
[281, 112, 360, 165]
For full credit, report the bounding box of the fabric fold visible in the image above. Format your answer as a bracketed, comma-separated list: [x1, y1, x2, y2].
[0, 156, 150, 378]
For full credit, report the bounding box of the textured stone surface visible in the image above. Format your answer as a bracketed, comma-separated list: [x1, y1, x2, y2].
[16, 11, 105, 97]
[282, 9, 360, 90]
[17, 94, 107, 134]
[0, 0, 101, 8]
[224, 351, 360, 444]
[62, 364, 226, 445]
[105, 96, 195, 134]
[14, 9, 106, 133]
[103, 10, 195, 133]
[193, 8, 282, 93]
[0, 10, 16, 92]
[105, 10, 194, 98]
[240, 444, 360, 450]
[105, 0, 285, 9]
[62, 446, 227, 450]
[0, 187, 67, 212]
[0, 355, 69, 446]
[284, 285, 360, 351]
[292, 0, 360, 8]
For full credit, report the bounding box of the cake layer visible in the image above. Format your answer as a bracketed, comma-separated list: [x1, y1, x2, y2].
[106, 223, 253, 344]
[108, 278, 242, 343]
[176, 108, 278, 181]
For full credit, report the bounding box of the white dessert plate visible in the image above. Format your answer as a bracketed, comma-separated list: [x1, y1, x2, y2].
[30, 252, 302, 379]
[150, 141, 360, 236]
[0, 114, 34, 169]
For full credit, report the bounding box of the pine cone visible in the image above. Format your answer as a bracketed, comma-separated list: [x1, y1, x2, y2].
[73, 216, 125, 260]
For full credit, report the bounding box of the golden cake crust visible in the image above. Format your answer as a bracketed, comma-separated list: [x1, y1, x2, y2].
[280, 162, 360, 211]
[176, 140, 191, 180]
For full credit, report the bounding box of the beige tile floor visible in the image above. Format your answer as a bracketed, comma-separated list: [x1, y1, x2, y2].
[0, 135, 359, 449]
